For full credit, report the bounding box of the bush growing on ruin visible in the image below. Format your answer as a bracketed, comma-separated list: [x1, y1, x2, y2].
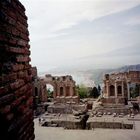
[130, 84, 140, 98]
[90, 86, 100, 98]
[47, 88, 53, 98]
[76, 84, 88, 98]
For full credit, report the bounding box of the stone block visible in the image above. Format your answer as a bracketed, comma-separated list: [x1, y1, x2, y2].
[17, 39, 27, 46]
[0, 86, 9, 95]
[10, 79, 25, 90]
[11, 96, 26, 109]
[6, 113, 14, 121]
[12, 64, 24, 71]
[0, 105, 11, 114]
[16, 56, 31, 62]
[0, 94, 14, 106]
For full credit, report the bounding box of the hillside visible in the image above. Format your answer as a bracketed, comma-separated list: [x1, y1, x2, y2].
[38, 64, 140, 86]
[91, 64, 140, 84]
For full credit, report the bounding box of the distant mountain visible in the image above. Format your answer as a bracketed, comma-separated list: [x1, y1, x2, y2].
[38, 64, 140, 86]
[91, 64, 140, 84]
[112, 64, 140, 73]
[74, 64, 140, 85]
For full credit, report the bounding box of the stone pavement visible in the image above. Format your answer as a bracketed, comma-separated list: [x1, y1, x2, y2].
[34, 114, 140, 140]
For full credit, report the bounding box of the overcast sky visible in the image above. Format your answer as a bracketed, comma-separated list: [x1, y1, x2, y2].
[20, 0, 140, 72]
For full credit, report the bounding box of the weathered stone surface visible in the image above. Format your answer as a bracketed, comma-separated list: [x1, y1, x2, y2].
[0, 0, 34, 139]
[86, 120, 133, 129]
[103, 71, 140, 104]
[43, 74, 78, 101]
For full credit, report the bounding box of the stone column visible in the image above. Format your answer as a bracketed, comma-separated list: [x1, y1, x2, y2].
[127, 83, 130, 100]
[73, 87, 76, 96]
[53, 85, 57, 98]
[64, 86, 66, 97]
[70, 86, 73, 96]
[115, 82, 117, 98]
[139, 85, 140, 97]
[57, 85, 60, 96]
[106, 81, 109, 98]
[122, 81, 124, 98]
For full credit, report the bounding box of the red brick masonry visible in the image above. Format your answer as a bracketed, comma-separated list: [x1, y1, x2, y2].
[0, 0, 34, 139]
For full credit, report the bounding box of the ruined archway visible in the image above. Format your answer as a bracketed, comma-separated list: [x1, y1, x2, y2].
[35, 87, 38, 96]
[43, 74, 76, 98]
[103, 71, 140, 104]
[117, 85, 122, 96]
[110, 85, 115, 96]
[66, 86, 70, 96]
[42, 74, 79, 103]
[60, 87, 64, 96]
[46, 84, 54, 98]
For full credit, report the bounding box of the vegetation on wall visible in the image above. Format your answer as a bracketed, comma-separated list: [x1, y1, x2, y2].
[130, 84, 140, 98]
[47, 88, 53, 98]
[76, 84, 101, 99]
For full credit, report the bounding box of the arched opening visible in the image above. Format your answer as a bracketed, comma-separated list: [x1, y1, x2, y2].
[110, 85, 115, 96]
[66, 86, 70, 96]
[73, 87, 76, 96]
[46, 84, 54, 99]
[117, 86, 122, 96]
[34, 87, 39, 109]
[60, 87, 64, 96]
[35, 87, 38, 96]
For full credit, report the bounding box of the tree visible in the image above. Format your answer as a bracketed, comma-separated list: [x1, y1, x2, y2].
[76, 84, 88, 99]
[90, 86, 99, 98]
[130, 84, 140, 98]
[47, 88, 53, 98]
[97, 85, 101, 95]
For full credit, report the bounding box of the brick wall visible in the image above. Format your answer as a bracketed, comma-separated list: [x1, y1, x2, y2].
[0, 0, 34, 139]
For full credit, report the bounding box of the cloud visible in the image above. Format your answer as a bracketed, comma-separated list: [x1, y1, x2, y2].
[77, 44, 140, 69]
[125, 15, 140, 26]
[19, 0, 140, 72]
[21, 0, 140, 36]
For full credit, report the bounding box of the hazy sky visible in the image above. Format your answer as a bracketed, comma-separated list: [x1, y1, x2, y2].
[20, 0, 140, 72]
